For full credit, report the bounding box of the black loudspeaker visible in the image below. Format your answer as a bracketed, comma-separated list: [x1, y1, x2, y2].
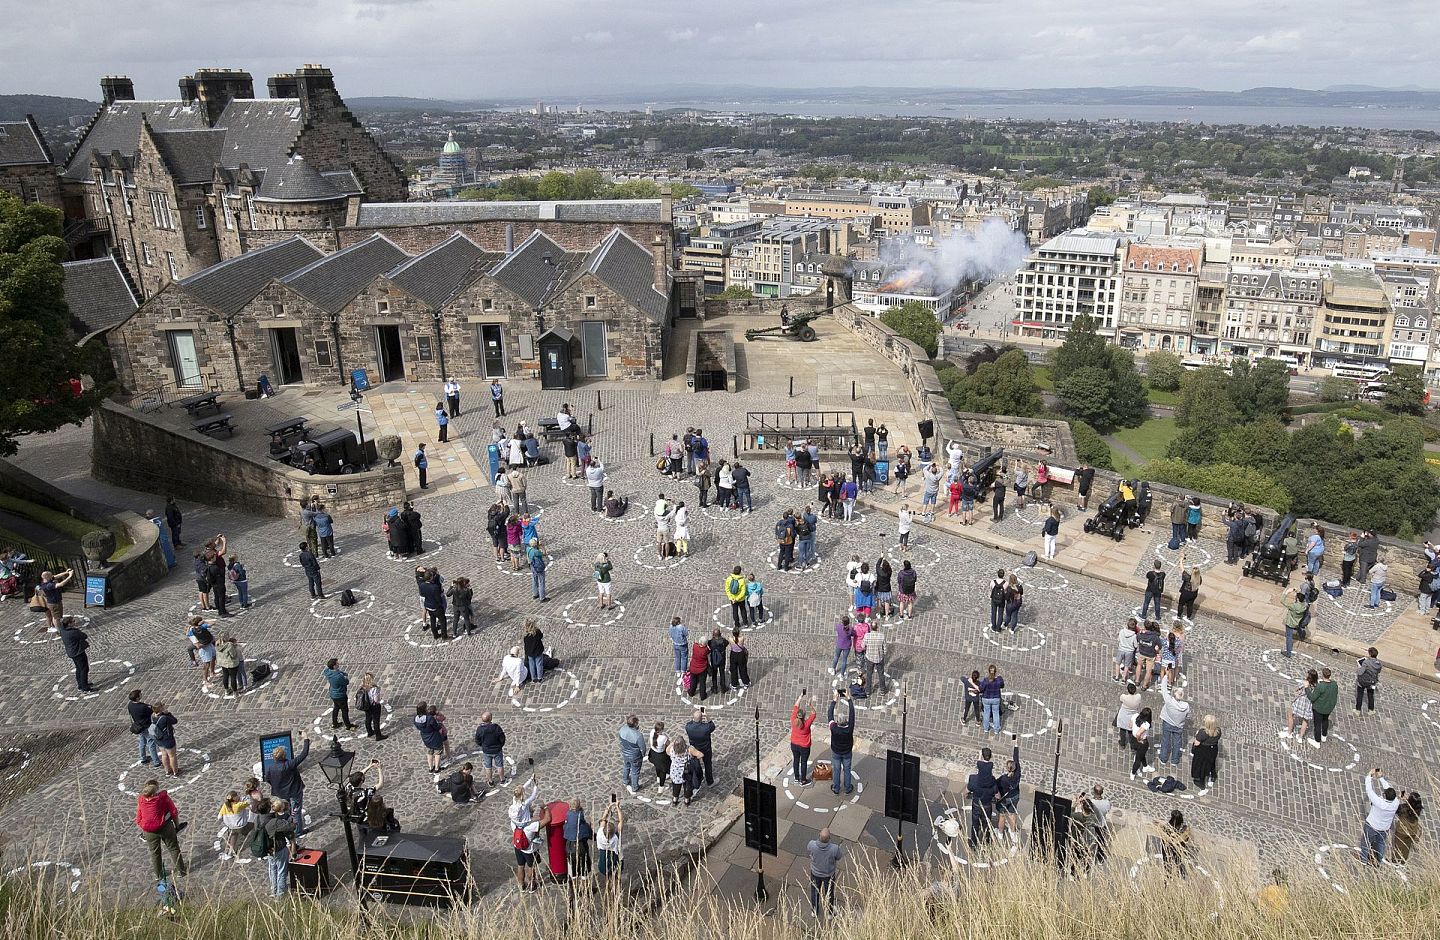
[917, 419, 935, 441]
[1029, 792, 1074, 863]
[884, 750, 921, 823]
[743, 778, 778, 855]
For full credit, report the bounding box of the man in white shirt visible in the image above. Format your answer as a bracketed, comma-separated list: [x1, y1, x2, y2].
[443, 378, 461, 417]
[1359, 769, 1400, 865]
[556, 406, 575, 432]
[1087, 784, 1112, 863]
[897, 506, 914, 551]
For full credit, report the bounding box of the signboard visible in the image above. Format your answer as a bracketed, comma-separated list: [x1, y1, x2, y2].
[325, 484, 338, 497]
[350, 369, 371, 392]
[259, 731, 295, 777]
[84, 574, 108, 609]
[335, 401, 360, 412]
[884, 749, 921, 823]
[742, 778, 778, 855]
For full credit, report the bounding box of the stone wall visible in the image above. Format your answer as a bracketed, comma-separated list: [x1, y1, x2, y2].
[952, 413, 1078, 464]
[92, 401, 406, 518]
[702, 295, 828, 319]
[0, 162, 62, 211]
[109, 284, 233, 394]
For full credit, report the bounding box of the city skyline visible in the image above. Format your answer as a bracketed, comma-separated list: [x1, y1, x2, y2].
[5, 0, 1439, 101]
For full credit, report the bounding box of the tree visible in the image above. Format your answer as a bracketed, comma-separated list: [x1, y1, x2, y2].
[1069, 420, 1115, 469]
[717, 285, 754, 300]
[570, 169, 604, 200]
[537, 170, 572, 201]
[1106, 349, 1150, 428]
[1051, 314, 1108, 383]
[960, 350, 1044, 417]
[1055, 367, 1117, 429]
[964, 343, 1019, 376]
[1144, 350, 1183, 391]
[1381, 364, 1426, 416]
[1229, 358, 1291, 421]
[881, 301, 941, 359]
[1086, 185, 1116, 208]
[1175, 366, 1238, 429]
[1318, 376, 1355, 402]
[1142, 459, 1291, 513]
[669, 183, 703, 200]
[0, 193, 108, 455]
[1211, 418, 1291, 480]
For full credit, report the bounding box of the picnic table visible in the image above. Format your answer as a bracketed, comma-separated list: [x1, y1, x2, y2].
[178, 392, 221, 418]
[264, 417, 308, 439]
[192, 413, 235, 438]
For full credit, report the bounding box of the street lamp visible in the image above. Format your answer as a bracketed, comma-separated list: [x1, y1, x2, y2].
[316, 735, 360, 888]
[349, 388, 371, 471]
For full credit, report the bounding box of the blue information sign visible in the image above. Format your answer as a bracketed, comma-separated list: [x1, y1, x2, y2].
[350, 369, 371, 392]
[259, 731, 295, 777]
[85, 574, 108, 608]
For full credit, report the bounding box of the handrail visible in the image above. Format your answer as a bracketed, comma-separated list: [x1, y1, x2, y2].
[0, 533, 87, 594]
[130, 374, 221, 413]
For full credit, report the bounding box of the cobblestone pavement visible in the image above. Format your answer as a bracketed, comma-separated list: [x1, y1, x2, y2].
[2, 395, 1437, 904]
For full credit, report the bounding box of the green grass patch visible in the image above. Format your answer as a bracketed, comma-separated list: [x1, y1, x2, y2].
[1110, 417, 1179, 463]
[0, 494, 131, 560]
[1031, 365, 1054, 391]
[1144, 382, 1180, 407]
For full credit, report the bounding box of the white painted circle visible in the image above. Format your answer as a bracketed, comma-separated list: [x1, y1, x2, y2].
[702, 503, 752, 522]
[997, 691, 1055, 739]
[15, 615, 90, 645]
[202, 659, 280, 698]
[774, 475, 810, 490]
[1011, 504, 1063, 527]
[931, 807, 1022, 868]
[767, 548, 823, 574]
[1423, 699, 1440, 732]
[1278, 730, 1360, 773]
[118, 747, 212, 796]
[214, 824, 256, 864]
[676, 674, 748, 710]
[780, 765, 863, 813]
[1314, 843, 1409, 894]
[309, 589, 375, 620]
[497, 552, 555, 577]
[1, 747, 31, 782]
[984, 625, 1048, 653]
[848, 605, 911, 626]
[885, 542, 941, 569]
[1320, 587, 1394, 618]
[432, 752, 516, 800]
[5, 860, 82, 894]
[510, 669, 580, 713]
[633, 543, 687, 570]
[1260, 648, 1330, 686]
[1013, 566, 1070, 592]
[188, 601, 251, 619]
[283, 548, 338, 568]
[830, 510, 867, 528]
[1129, 605, 1196, 633]
[562, 598, 627, 628]
[312, 702, 393, 743]
[51, 659, 134, 700]
[845, 671, 899, 710]
[404, 617, 468, 649]
[712, 604, 775, 633]
[1129, 852, 1224, 911]
[387, 538, 445, 562]
[1153, 543, 1213, 570]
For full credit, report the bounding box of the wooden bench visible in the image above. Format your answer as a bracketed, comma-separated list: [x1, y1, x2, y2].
[264, 417, 308, 439]
[192, 413, 235, 438]
[178, 392, 221, 418]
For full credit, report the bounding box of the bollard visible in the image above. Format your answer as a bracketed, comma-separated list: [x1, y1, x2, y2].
[587, 413, 593, 435]
[789, 375, 794, 398]
[851, 380, 856, 401]
[596, 389, 602, 412]
[649, 431, 655, 457]
[733, 434, 739, 458]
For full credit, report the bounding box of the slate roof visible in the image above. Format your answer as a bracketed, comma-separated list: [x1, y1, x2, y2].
[571, 228, 668, 322]
[176, 237, 324, 315]
[352, 200, 664, 227]
[487, 231, 579, 308]
[386, 233, 496, 308]
[61, 256, 138, 338]
[281, 235, 410, 314]
[321, 169, 362, 197]
[211, 99, 304, 173]
[257, 155, 345, 202]
[0, 118, 53, 167]
[150, 128, 224, 185]
[63, 100, 210, 181]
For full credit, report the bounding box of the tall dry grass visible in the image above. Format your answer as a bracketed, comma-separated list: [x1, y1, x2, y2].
[2, 843, 1436, 939]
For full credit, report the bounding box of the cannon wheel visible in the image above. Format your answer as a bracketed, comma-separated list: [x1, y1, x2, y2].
[797, 326, 817, 342]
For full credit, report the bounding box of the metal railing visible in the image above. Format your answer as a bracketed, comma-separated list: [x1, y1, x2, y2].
[131, 373, 222, 413]
[744, 411, 857, 453]
[0, 533, 87, 596]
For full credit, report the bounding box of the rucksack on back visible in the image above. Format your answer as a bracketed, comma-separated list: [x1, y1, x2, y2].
[249, 823, 274, 858]
[990, 582, 1005, 605]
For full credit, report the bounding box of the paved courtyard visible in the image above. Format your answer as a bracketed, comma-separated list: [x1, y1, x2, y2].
[1, 362, 1437, 905]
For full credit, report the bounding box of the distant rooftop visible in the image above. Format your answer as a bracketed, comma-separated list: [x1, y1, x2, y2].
[352, 200, 664, 227]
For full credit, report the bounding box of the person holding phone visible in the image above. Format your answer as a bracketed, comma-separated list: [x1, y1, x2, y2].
[828, 687, 856, 794]
[790, 691, 817, 787]
[684, 708, 717, 788]
[596, 798, 624, 879]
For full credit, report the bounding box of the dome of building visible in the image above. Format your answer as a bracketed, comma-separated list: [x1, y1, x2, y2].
[442, 131, 461, 155]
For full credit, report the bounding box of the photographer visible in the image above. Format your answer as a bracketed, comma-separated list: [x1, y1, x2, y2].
[828, 686, 856, 795]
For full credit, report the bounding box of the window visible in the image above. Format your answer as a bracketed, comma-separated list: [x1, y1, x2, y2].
[120, 239, 132, 263]
[416, 336, 433, 361]
[584, 295, 597, 309]
[314, 339, 332, 367]
[142, 243, 155, 266]
[271, 303, 285, 318]
[166, 252, 179, 279]
[481, 298, 493, 312]
[245, 194, 257, 229]
[377, 300, 390, 315]
[148, 191, 173, 229]
[224, 199, 234, 230]
[194, 206, 207, 229]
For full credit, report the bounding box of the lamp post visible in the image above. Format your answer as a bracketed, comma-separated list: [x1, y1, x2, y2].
[316, 735, 359, 889]
[349, 388, 371, 471]
[431, 310, 447, 381]
[224, 315, 246, 393]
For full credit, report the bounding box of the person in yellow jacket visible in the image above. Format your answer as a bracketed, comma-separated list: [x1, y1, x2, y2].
[725, 566, 750, 630]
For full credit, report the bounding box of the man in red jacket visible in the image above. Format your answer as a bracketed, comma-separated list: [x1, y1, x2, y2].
[135, 779, 187, 879]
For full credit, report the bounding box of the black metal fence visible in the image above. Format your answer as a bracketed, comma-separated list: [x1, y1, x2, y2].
[0, 532, 87, 596]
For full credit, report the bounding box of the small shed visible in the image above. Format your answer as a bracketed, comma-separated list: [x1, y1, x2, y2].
[537, 328, 576, 390]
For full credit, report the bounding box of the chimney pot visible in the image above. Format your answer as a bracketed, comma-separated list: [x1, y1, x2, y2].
[100, 75, 135, 105]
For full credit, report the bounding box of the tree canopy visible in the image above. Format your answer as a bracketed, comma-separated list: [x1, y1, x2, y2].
[0, 193, 108, 455]
[941, 349, 1044, 418]
[1050, 315, 1147, 430]
[881, 301, 941, 359]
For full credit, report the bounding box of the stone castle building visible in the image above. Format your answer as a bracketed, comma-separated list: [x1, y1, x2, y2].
[0, 117, 61, 207]
[62, 66, 407, 298]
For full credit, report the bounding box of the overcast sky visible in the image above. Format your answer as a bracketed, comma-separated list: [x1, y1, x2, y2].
[5, 0, 1438, 101]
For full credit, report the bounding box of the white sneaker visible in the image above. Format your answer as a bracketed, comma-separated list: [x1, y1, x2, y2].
[1309, 739, 1321, 749]
[1277, 730, 1289, 739]
[1143, 766, 1155, 774]
[626, 786, 637, 795]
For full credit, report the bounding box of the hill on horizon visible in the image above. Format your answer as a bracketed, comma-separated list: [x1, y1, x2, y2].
[0, 94, 97, 125]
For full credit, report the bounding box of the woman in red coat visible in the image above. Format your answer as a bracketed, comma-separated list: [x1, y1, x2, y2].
[135, 780, 187, 879]
[688, 641, 709, 701]
[790, 693, 817, 786]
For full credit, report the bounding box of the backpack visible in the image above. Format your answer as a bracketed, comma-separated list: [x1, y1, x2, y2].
[990, 582, 1006, 606]
[191, 626, 214, 647]
[251, 662, 272, 682]
[249, 823, 275, 859]
[340, 589, 358, 607]
[512, 826, 530, 851]
[354, 687, 369, 712]
[1244, 520, 1257, 542]
[147, 717, 162, 739]
[1022, 550, 1037, 567]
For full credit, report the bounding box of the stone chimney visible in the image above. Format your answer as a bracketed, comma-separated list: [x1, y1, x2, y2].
[660, 184, 673, 220]
[193, 68, 255, 125]
[178, 75, 198, 104]
[267, 73, 299, 98]
[293, 64, 338, 119]
[651, 235, 670, 294]
[100, 76, 134, 105]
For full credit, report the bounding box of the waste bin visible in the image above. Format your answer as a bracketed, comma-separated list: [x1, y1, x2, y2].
[873, 459, 890, 484]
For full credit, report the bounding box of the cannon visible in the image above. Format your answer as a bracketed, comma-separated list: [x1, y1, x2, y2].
[1244, 513, 1297, 583]
[743, 300, 851, 343]
[1083, 490, 1128, 541]
[970, 450, 1005, 493]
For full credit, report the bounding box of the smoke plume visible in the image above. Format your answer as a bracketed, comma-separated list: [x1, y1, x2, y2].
[878, 218, 1027, 293]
